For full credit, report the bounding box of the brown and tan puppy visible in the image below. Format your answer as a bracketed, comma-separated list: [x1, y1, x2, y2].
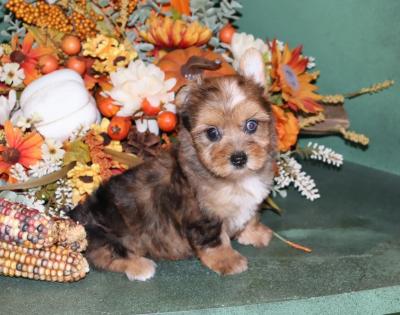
[69, 49, 277, 281]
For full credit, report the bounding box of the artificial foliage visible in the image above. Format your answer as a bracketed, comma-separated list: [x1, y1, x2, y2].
[0, 1, 394, 229]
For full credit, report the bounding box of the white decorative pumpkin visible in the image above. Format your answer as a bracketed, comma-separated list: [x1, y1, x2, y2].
[14, 69, 100, 141]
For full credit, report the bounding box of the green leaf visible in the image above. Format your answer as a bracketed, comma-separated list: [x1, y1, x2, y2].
[262, 197, 284, 216]
[63, 140, 91, 166]
[270, 94, 284, 105]
[171, 8, 182, 20]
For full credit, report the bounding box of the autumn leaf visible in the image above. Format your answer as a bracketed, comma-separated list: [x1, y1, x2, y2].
[262, 197, 283, 216]
[24, 24, 63, 55]
[63, 140, 91, 165]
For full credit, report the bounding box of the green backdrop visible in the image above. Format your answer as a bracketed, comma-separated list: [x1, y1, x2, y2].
[238, 0, 400, 175]
[1, 0, 399, 174]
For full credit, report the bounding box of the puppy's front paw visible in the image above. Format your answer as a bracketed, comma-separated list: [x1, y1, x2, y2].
[237, 223, 272, 248]
[125, 257, 157, 282]
[200, 247, 248, 276]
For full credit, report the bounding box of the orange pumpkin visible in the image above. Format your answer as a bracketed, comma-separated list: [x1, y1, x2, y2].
[157, 47, 236, 92]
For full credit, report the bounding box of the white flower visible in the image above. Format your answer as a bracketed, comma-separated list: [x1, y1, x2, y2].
[230, 32, 270, 69]
[107, 60, 176, 117]
[0, 89, 17, 125]
[41, 139, 65, 163]
[135, 118, 159, 135]
[0, 46, 4, 58]
[0, 63, 25, 86]
[307, 56, 316, 70]
[274, 40, 285, 52]
[13, 112, 42, 131]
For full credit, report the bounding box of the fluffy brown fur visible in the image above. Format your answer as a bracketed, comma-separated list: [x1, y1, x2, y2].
[69, 49, 277, 281]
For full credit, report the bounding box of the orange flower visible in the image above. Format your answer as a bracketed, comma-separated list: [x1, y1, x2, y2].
[270, 40, 322, 113]
[8, 33, 53, 85]
[272, 105, 300, 152]
[0, 121, 44, 181]
[140, 14, 212, 49]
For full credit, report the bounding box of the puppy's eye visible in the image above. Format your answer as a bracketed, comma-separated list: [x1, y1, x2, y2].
[244, 119, 258, 134]
[206, 127, 221, 142]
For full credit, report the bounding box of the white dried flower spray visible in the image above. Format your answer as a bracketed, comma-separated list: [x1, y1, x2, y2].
[307, 142, 343, 167]
[53, 179, 74, 216]
[275, 153, 320, 201]
[28, 160, 62, 178]
[21, 188, 46, 212]
[9, 163, 29, 182]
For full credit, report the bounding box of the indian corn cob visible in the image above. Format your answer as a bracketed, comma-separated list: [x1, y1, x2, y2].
[0, 241, 89, 282]
[0, 198, 87, 251]
[0, 198, 89, 282]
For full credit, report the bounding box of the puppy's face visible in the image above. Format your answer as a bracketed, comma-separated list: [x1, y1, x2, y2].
[179, 75, 276, 179]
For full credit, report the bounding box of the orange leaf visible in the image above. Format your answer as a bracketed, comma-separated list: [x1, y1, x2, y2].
[22, 32, 35, 54]
[171, 0, 191, 16]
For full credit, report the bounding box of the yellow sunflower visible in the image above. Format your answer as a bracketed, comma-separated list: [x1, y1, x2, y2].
[270, 40, 322, 113]
[67, 163, 102, 204]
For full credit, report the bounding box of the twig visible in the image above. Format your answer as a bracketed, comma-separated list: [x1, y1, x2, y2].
[272, 230, 312, 253]
[344, 80, 395, 99]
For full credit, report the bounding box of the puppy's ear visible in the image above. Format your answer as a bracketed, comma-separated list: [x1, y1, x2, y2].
[239, 48, 266, 87]
[176, 85, 192, 131]
[175, 84, 191, 107]
[180, 111, 191, 131]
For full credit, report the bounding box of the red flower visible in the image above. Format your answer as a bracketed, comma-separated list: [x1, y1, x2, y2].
[270, 40, 322, 113]
[0, 121, 44, 182]
[9, 33, 53, 85]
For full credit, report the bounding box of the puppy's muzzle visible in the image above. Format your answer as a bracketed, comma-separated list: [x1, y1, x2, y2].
[230, 151, 248, 168]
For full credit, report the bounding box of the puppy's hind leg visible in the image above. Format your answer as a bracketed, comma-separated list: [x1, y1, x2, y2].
[86, 229, 156, 281]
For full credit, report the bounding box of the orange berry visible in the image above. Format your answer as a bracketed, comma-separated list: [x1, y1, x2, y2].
[61, 35, 81, 55]
[157, 111, 177, 132]
[39, 55, 59, 74]
[219, 24, 236, 44]
[66, 57, 86, 75]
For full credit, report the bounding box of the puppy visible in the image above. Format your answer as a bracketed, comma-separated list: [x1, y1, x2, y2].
[69, 49, 277, 281]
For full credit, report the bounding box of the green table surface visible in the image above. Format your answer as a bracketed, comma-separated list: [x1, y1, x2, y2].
[0, 161, 399, 314]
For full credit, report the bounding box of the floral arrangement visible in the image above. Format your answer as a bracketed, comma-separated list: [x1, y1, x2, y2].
[0, 0, 394, 218]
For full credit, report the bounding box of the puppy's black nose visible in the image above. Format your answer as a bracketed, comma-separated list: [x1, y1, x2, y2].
[230, 151, 248, 168]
